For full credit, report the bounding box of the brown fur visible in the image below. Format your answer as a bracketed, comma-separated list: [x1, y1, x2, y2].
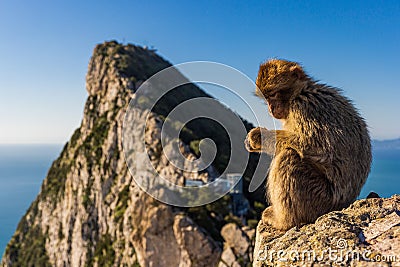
[245, 59, 371, 230]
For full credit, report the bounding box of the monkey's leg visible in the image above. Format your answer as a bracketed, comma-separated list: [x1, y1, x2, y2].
[268, 149, 334, 230]
[261, 206, 274, 225]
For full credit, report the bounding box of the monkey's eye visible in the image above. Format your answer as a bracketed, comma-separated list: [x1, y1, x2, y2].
[269, 92, 278, 98]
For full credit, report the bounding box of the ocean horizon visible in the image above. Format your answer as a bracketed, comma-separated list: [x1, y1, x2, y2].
[0, 144, 399, 257]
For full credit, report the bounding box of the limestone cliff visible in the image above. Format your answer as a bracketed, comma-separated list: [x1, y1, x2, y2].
[1, 41, 263, 267]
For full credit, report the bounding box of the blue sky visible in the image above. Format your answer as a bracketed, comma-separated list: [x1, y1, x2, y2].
[0, 0, 399, 143]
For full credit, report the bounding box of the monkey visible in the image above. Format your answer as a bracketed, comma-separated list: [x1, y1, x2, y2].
[245, 59, 371, 230]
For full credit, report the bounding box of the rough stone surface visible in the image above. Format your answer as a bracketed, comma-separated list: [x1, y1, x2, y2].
[253, 195, 400, 267]
[173, 214, 221, 267]
[218, 246, 241, 267]
[221, 223, 251, 256]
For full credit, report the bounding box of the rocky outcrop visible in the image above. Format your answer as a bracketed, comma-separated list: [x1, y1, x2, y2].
[174, 214, 221, 266]
[253, 195, 400, 267]
[219, 223, 255, 267]
[1, 41, 259, 267]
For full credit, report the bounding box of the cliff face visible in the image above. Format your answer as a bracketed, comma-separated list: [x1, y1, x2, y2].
[2, 41, 262, 267]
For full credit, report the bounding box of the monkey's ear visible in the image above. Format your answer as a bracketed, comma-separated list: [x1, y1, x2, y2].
[289, 65, 306, 80]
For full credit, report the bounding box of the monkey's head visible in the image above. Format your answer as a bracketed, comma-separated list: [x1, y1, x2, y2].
[256, 59, 308, 119]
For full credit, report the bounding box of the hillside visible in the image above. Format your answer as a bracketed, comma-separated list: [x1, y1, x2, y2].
[1, 41, 266, 266]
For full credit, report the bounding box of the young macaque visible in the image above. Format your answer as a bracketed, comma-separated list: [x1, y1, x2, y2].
[245, 59, 371, 230]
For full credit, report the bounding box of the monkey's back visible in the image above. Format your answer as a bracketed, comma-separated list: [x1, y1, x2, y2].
[290, 83, 372, 208]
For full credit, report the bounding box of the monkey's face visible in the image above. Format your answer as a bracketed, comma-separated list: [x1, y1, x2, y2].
[255, 87, 292, 119]
[256, 59, 307, 119]
[265, 90, 291, 119]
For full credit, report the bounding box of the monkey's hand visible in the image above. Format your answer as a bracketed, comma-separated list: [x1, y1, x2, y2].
[244, 127, 275, 155]
[245, 127, 266, 152]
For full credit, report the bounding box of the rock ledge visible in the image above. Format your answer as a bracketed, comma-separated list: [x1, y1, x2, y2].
[253, 195, 400, 267]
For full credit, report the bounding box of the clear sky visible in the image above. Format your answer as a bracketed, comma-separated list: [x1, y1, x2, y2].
[0, 0, 399, 143]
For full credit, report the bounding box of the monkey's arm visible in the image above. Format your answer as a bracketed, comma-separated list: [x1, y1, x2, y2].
[245, 127, 301, 156]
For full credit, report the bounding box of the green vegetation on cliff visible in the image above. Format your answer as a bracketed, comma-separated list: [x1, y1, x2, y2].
[5, 200, 51, 267]
[91, 234, 115, 267]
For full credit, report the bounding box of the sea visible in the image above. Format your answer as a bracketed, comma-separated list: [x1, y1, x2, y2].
[0, 144, 399, 257]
